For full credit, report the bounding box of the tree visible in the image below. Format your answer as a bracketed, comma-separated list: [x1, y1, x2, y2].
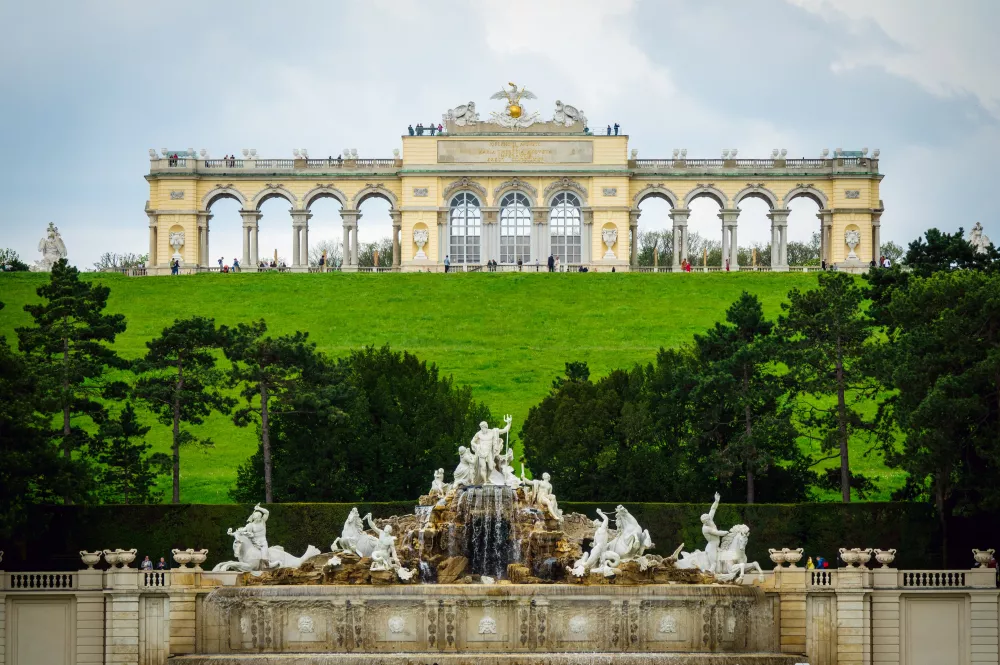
[356, 237, 393, 268]
[309, 239, 343, 268]
[786, 232, 821, 267]
[880, 240, 904, 264]
[16, 259, 127, 479]
[93, 252, 148, 271]
[0, 301, 89, 536]
[0, 248, 30, 271]
[777, 273, 880, 502]
[904, 227, 999, 277]
[637, 230, 673, 266]
[92, 403, 170, 503]
[221, 320, 323, 503]
[231, 345, 492, 502]
[691, 292, 809, 502]
[133, 317, 233, 503]
[876, 271, 1000, 562]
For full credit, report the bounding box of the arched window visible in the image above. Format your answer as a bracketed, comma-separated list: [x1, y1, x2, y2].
[499, 192, 531, 264]
[449, 192, 481, 264]
[550, 192, 582, 263]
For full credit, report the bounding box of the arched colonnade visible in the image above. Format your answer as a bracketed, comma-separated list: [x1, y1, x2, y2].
[630, 183, 839, 269]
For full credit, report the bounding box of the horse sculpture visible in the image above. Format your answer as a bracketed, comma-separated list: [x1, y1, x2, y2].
[331, 507, 379, 558]
[590, 505, 654, 577]
[714, 525, 764, 583]
[212, 529, 320, 572]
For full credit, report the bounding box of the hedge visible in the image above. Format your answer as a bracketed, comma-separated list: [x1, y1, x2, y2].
[4, 501, 992, 572]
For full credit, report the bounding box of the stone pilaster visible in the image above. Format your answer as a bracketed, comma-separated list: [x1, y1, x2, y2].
[105, 593, 140, 665]
[340, 210, 360, 271]
[872, 211, 882, 264]
[768, 208, 790, 270]
[437, 210, 448, 267]
[196, 212, 211, 267]
[391, 210, 402, 270]
[834, 568, 869, 665]
[670, 207, 690, 267]
[629, 209, 640, 268]
[531, 207, 549, 262]
[970, 590, 1000, 665]
[719, 208, 740, 268]
[168, 591, 198, 655]
[239, 210, 261, 267]
[817, 209, 834, 265]
[290, 210, 311, 270]
[147, 212, 159, 268]
[582, 209, 594, 264]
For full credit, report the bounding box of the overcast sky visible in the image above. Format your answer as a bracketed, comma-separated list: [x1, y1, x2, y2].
[1, 0, 997, 268]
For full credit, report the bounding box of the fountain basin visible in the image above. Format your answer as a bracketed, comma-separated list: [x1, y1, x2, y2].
[194, 583, 793, 662]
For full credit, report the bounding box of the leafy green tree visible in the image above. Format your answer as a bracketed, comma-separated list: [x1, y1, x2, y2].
[0, 301, 89, 535]
[92, 403, 170, 504]
[880, 240, 904, 264]
[133, 317, 233, 503]
[691, 292, 809, 503]
[777, 272, 880, 502]
[221, 320, 327, 503]
[16, 260, 127, 484]
[876, 271, 1000, 561]
[231, 345, 491, 502]
[0, 248, 30, 271]
[903, 227, 998, 276]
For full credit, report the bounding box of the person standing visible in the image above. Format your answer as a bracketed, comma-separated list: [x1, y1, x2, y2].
[444, 255, 451, 273]
[606, 125, 612, 136]
[614, 122, 620, 135]
[233, 258, 240, 272]
[140, 556, 153, 571]
[156, 557, 167, 570]
[547, 254, 555, 272]
[554, 255, 561, 272]
[408, 124, 414, 136]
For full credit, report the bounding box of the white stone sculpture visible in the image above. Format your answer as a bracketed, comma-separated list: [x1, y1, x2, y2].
[874, 548, 897, 568]
[445, 101, 480, 127]
[80, 550, 102, 569]
[714, 525, 764, 583]
[213, 503, 320, 572]
[366, 514, 415, 581]
[658, 615, 678, 634]
[413, 228, 429, 260]
[844, 229, 861, 260]
[675, 493, 729, 574]
[969, 222, 992, 254]
[429, 468, 449, 498]
[114, 548, 137, 568]
[452, 445, 476, 488]
[478, 617, 498, 634]
[388, 616, 406, 634]
[297, 615, 315, 633]
[972, 548, 995, 567]
[522, 471, 563, 520]
[602, 227, 618, 259]
[489, 84, 541, 128]
[331, 507, 379, 558]
[570, 508, 612, 576]
[768, 548, 787, 569]
[470, 415, 513, 486]
[169, 231, 185, 264]
[552, 100, 587, 128]
[568, 616, 588, 634]
[190, 548, 208, 571]
[32, 222, 67, 272]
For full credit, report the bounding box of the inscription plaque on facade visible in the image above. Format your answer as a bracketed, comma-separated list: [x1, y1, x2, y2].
[438, 140, 594, 164]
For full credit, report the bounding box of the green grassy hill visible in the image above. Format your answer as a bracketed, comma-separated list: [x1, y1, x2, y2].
[0, 271, 904, 502]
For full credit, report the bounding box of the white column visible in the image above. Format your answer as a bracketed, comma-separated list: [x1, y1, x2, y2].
[251, 225, 259, 265]
[721, 222, 730, 268]
[301, 224, 308, 267]
[582, 209, 593, 265]
[351, 225, 359, 265]
[391, 210, 401, 270]
[781, 225, 788, 265]
[719, 208, 740, 269]
[768, 208, 790, 270]
[872, 212, 882, 264]
[818, 209, 833, 265]
[290, 210, 311, 270]
[342, 224, 351, 267]
[240, 210, 260, 268]
[340, 210, 359, 269]
[147, 214, 158, 267]
[670, 207, 690, 268]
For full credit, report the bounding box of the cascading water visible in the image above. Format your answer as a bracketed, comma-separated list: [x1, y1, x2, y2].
[455, 485, 517, 578]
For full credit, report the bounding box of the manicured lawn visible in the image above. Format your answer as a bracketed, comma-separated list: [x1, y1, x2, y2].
[0, 271, 904, 502]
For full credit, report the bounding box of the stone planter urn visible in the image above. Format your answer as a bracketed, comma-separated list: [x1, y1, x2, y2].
[103, 549, 121, 568]
[602, 228, 618, 259]
[79, 551, 102, 570]
[413, 228, 429, 260]
[116, 548, 138, 569]
[844, 229, 861, 261]
[169, 231, 185, 265]
[783, 548, 804, 568]
[874, 548, 897, 568]
[190, 549, 209, 571]
[768, 548, 787, 568]
[972, 548, 995, 567]
[839, 547, 860, 568]
[172, 548, 193, 569]
[856, 548, 873, 569]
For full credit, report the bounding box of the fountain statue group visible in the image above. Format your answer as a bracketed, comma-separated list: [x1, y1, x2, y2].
[214, 416, 762, 584]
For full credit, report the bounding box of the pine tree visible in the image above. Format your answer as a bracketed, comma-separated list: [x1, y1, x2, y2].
[133, 317, 233, 503]
[93, 403, 170, 504]
[15, 260, 126, 501]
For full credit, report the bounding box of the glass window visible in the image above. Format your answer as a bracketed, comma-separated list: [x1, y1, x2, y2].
[550, 192, 582, 264]
[499, 192, 532, 264]
[449, 192, 481, 264]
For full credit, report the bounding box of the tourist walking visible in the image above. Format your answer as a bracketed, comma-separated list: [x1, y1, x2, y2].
[233, 258, 240, 272]
[444, 255, 451, 273]
[218, 256, 223, 269]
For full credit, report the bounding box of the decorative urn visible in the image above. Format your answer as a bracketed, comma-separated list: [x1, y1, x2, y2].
[413, 228, 429, 260]
[874, 548, 897, 568]
[783, 548, 804, 568]
[103, 549, 121, 568]
[972, 548, 995, 567]
[839, 547, 860, 567]
[79, 551, 102, 570]
[602, 228, 618, 259]
[172, 548, 193, 569]
[116, 548, 138, 569]
[189, 549, 209, 571]
[855, 548, 873, 569]
[768, 548, 787, 568]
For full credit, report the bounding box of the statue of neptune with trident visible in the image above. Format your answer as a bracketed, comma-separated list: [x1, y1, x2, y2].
[470, 415, 513, 486]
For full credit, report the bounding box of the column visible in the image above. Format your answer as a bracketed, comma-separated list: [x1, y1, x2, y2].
[670, 207, 690, 268]
[482, 208, 498, 265]
[532, 207, 549, 263]
[834, 568, 869, 665]
[291, 226, 300, 267]
[301, 224, 308, 267]
[871, 212, 882, 264]
[147, 213, 158, 267]
[970, 590, 1000, 665]
[290, 210, 311, 271]
[351, 226, 359, 265]
[780, 225, 788, 266]
[719, 209, 740, 269]
[340, 210, 359, 270]
[391, 211, 401, 270]
[582, 209, 594, 265]
[437, 210, 448, 267]
[869, 587, 901, 665]
[817, 209, 833, 265]
[239, 210, 261, 268]
[768, 208, 790, 271]
[342, 224, 351, 268]
[629, 210, 640, 268]
[196, 212, 211, 267]
[104, 591, 140, 665]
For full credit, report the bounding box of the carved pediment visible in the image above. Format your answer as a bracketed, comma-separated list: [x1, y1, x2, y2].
[493, 177, 538, 200]
[443, 177, 487, 202]
[542, 177, 587, 204]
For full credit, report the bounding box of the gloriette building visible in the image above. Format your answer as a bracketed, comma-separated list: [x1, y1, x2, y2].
[145, 86, 883, 274]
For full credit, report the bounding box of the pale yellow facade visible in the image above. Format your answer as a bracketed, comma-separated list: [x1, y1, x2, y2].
[145, 132, 883, 274]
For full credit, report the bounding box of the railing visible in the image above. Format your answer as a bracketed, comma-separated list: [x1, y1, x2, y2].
[254, 159, 294, 169]
[308, 265, 343, 273]
[809, 570, 836, 587]
[205, 159, 244, 168]
[142, 571, 170, 588]
[150, 157, 400, 173]
[901, 571, 967, 588]
[164, 158, 187, 167]
[357, 266, 394, 273]
[632, 157, 876, 171]
[5, 572, 76, 590]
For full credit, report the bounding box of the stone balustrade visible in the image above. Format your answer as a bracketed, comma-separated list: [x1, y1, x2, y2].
[149, 157, 402, 174]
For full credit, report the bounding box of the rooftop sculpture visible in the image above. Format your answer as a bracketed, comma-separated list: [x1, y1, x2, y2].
[33, 222, 67, 272]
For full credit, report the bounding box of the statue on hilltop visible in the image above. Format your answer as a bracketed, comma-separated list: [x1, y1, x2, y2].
[969, 222, 993, 254]
[33, 222, 67, 272]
